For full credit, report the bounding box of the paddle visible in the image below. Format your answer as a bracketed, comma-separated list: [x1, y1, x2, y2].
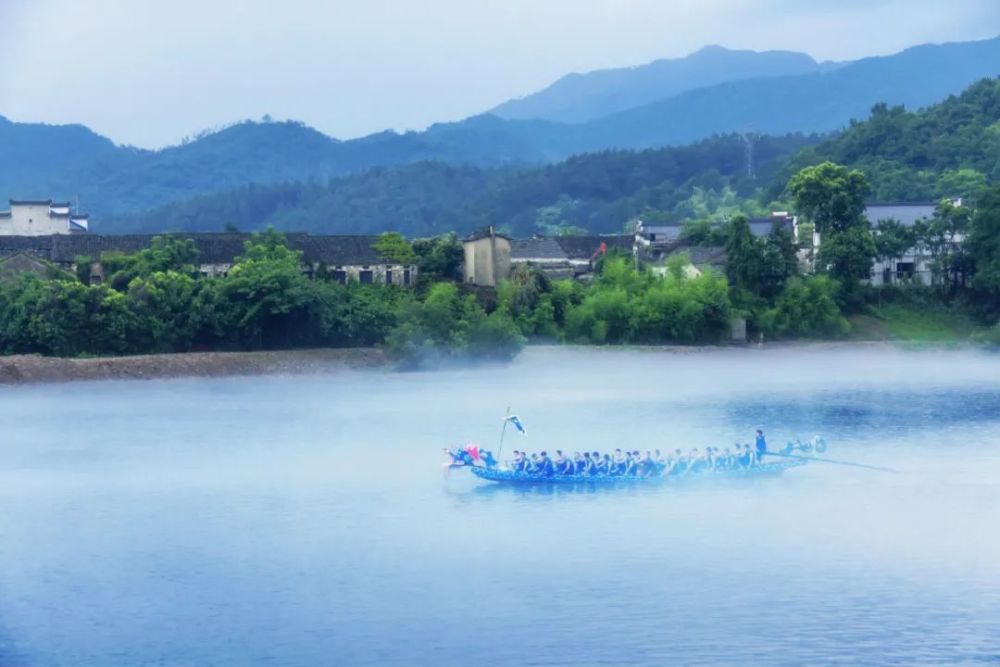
[763, 450, 900, 474]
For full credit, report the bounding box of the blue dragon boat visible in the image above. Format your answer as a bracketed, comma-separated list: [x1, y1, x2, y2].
[467, 458, 807, 485]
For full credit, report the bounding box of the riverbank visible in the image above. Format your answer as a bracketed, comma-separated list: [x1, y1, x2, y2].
[0, 348, 389, 385]
[3, 340, 995, 386]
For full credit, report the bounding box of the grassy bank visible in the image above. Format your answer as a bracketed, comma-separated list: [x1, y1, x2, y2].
[848, 303, 985, 343]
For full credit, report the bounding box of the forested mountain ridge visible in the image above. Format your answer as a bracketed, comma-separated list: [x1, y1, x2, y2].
[107, 134, 817, 236]
[112, 75, 1000, 238]
[490, 45, 832, 123]
[771, 77, 1000, 202]
[2, 37, 997, 221]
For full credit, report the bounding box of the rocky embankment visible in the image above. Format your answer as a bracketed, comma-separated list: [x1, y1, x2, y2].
[0, 348, 388, 384]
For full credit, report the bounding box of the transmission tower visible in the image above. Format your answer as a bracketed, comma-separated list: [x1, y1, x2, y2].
[739, 130, 756, 179]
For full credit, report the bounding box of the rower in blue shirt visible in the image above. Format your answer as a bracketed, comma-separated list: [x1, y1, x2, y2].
[755, 429, 767, 464]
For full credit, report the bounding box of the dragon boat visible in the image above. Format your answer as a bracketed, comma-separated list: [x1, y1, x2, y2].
[466, 458, 807, 485]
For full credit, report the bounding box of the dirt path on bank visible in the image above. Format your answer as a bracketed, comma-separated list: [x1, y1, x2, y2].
[0, 348, 388, 385]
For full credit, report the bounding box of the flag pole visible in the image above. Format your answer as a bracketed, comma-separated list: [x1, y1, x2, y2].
[497, 406, 511, 462]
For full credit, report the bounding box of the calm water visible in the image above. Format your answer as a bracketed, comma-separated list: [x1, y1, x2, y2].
[1, 346, 1000, 666]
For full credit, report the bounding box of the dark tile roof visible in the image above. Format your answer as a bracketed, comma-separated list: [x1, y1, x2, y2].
[748, 218, 794, 237]
[9, 199, 53, 206]
[510, 238, 567, 261]
[0, 236, 55, 258]
[0, 233, 394, 267]
[681, 246, 727, 268]
[464, 227, 512, 242]
[0, 253, 57, 281]
[285, 234, 383, 266]
[555, 235, 633, 259]
[864, 203, 936, 227]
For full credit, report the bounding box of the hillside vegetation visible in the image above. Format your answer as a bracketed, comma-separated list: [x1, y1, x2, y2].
[108, 134, 815, 236]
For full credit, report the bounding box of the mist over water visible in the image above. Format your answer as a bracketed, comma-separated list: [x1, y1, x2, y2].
[1, 346, 999, 665]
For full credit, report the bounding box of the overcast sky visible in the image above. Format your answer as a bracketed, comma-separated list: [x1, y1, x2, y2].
[1, 0, 997, 148]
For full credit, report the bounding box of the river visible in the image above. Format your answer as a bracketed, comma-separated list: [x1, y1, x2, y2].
[1, 346, 999, 665]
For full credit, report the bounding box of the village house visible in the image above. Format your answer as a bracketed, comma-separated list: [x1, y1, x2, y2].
[463, 228, 633, 286]
[864, 201, 943, 286]
[0, 233, 419, 286]
[634, 212, 796, 247]
[0, 200, 89, 235]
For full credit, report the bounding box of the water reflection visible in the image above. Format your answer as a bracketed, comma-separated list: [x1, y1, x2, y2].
[0, 346, 998, 665]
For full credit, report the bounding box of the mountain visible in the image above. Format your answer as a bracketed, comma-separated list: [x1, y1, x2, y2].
[112, 75, 1000, 239]
[573, 37, 1000, 151]
[768, 77, 1000, 202]
[490, 45, 835, 123]
[106, 133, 817, 237]
[2, 37, 997, 221]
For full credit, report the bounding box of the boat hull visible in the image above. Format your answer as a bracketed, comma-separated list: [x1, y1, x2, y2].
[468, 460, 806, 485]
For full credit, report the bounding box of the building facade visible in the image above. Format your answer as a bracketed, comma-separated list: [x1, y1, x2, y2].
[463, 227, 511, 287]
[0, 200, 89, 235]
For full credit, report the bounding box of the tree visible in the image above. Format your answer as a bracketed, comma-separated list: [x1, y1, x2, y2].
[788, 162, 870, 235]
[221, 230, 316, 349]
[373, 232, 417, 265]
[789, 162, 876, 295]
[757, 222, 799, 298]
[412, 234, 463, 283]
[723, 215, 760, 294]
[873, 218, 916, 284]
[967, 184, 1000, 321]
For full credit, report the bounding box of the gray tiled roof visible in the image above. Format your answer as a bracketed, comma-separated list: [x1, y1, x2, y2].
[0, 233, 393, 267]
[748, 218, 794, 237]
[555, 235, 633, 259]
[510, 238, 568, 261]
[864, 203, 936, 227]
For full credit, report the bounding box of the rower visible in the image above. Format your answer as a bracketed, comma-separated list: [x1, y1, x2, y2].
[538, 451, 555, 477]
[480, 449, 497, 469]
[669, 449, 686, 475]
[755, 430, 767, 462]
[737, 445, 753, 468]
[553, 450, 571, 475]
[612, 449, 627, 475]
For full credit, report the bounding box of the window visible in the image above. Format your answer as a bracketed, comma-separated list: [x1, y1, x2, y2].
[359, 270, 373, 285]
[896, 262, 915, 280]
[385, 269, 393, 284]
[332, 270, 347, 285]
[403, 269, 411, 286]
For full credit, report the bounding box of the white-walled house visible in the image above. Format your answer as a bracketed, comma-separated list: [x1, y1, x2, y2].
[0, 200, 89, 235]
[864, 202, 963, 286]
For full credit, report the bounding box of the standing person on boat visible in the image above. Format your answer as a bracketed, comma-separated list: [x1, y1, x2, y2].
[755, 430, 768, 463]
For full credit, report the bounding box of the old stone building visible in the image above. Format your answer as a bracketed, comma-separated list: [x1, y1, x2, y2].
[462, 227, 511, 287]
[0, 233, 418, 286]
[463, 230, 634, 286]
[0, 200, 89, 235]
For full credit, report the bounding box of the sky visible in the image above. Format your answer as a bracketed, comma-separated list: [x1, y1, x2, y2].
[0, 0, 997, 149]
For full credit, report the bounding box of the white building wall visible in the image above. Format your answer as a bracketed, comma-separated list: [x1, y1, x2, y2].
[0, 203, 74, 235]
